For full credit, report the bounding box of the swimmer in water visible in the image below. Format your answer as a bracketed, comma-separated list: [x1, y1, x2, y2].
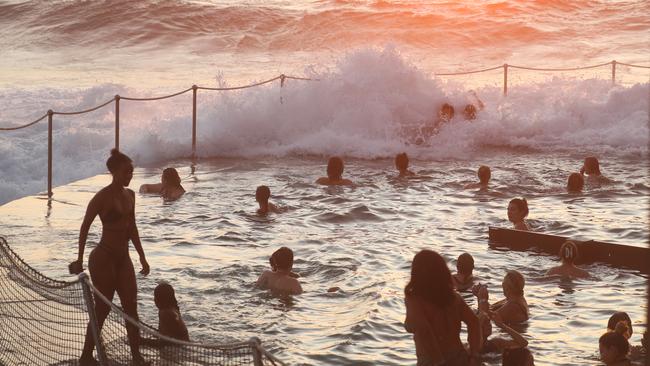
[154, 283, 189, 341]
[463, 90, 485, 121]
[507, 198, 530, 231]
[600, 322, 632, 366]
[452, 252, 476, 291]
[580, 157, 611, 183]
[466, 165, 491, 189]
[70, 149, 149, 365]
[257, 247, 303, 295]
[489, 270, 529, 324]
[546, 241, 590, 279]
[256, 185, 279, 215]
[139, 167, 185, 200]
[395, 152, 415, 177]
[567, 172, 584, 193]
[316, 157, 353, 186]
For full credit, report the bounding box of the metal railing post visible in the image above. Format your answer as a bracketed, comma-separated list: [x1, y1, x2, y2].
[114, 95, 120, 150]
[192, 85, 197, 160]
[79, 273, 108, 365]
[503, 63, 508, 96]
[611, 60, 617, 86]
[47, 110, 53, 198]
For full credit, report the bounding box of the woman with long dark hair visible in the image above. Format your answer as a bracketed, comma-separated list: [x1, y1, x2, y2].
[70, 149, 150, 365]
[404, 249, 481, 365]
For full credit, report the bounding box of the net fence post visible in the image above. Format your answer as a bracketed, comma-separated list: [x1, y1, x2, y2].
[192, 85, 197, 161]
[114, 95, 120, 150]
[47, 110, 53, 198]
[611, 60, 616, 86]
[503, 63, 508, 96]
[79, 273, 108, 365]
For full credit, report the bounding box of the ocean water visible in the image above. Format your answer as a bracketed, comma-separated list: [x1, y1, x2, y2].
[0, 0, 649, 365]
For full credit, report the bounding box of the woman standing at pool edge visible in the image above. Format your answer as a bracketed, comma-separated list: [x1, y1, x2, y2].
[70, 149, 150, 365]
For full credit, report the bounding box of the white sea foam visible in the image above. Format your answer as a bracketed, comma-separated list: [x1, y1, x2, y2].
[0, 48, 648, 204]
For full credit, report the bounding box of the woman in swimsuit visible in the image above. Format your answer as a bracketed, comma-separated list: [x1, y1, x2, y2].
[507, 198, 530, 231]
[70, 149, 150, 365]
[489, 270, 529, 324]
[139, 167, 185, 200]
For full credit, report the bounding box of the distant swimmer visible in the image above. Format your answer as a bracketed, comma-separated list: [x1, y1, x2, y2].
[395, 153, 415, 177]
[316, 157, 353, 186]
[546, 241, 590, 279]
[567, 172, 585, 193]
[257, 247, 303, 295]
[404, 250, 481, 365]
[139, 167, 185, 200]
[462, 91, 485, 121]
[489, 270, 529, 324]
[465, 165, 491, 189]
[599, 321, 632, 366]
[154, 283, 189, 341]
[256, 185, 279, 215]
[452, 252, 476, 291]
[581, 156, 611, 183]
[507, 198, 530, 231]
[473, 284, 532, 364]
[70, 149, 149, 365]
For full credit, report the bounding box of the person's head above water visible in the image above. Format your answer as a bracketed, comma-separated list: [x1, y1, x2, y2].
[439, 103, 455, 122]
[559, 240, 579, 265]
[508, 198, 529, 223]
[599, 322, 630, 364]
[478, 165, 491, 185]
[395, 153, 409, 172]
[270, 247, 294, 272]
[567, 172, 584, 192]
[463, 104, 478, 120]
[405, 249, 455, 307]
[106, 149, 133, 186]
[502, 347, 534, 366]
[256, 185, 271, 205]
[456, 252, 474, 275]
[327, 156, 345, 180]
[502, 270, 525, 299]
[162, 167, 182, 188]
[607, 312, 632, 339]
[582, 156, 601, 175]
[154, 282, 179, 310]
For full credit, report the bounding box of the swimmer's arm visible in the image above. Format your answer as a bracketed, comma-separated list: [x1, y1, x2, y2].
[292, 281, 303, 295]
[256, 271, 270, 288]
[491, 316, 528, 349]
[77, 195, 101, 262]
[139, 183, 162, 193]
[459, 295, 482, 355]
[128, 190, 149, 275]
[315, 177, 328, 185]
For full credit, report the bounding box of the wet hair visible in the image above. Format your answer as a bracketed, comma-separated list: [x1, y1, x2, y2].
[599, 322, 630, 356]
[478, 165, 491, 185]
[567, 172, 584, 192]
[456, 252, 474, 275]
[504, 270, 525, 297]
[162, 168, 182, 188]
[584, 157, 601, 175]
[439, 103, 455, 121]
[463, 104, 477, 120]
[509, 198, 529, 218]
[270, 247, 294, 271]
[559, 241, 579, 264]
[327, 157, 344, 180]
[154, 283, 179, 311]
[395, 153, 409, 171]
[405, 250, 455, 307]
[607, 312, 632, 335]
[502, 347, 533, 366]
[256, 185, 271, 203]
[106, 149, 132, 174]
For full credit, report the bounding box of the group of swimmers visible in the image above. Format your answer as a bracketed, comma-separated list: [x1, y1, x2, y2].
[69, 149, 642, 365]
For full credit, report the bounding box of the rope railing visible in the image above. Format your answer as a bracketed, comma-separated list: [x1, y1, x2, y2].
[0, 61, 647, 198]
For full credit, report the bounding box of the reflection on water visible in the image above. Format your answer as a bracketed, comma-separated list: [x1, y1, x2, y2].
[0, 152, 647, 365]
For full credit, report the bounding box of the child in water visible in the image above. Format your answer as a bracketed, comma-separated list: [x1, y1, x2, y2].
[316, 157, 353, 186]
[154, 283, 189, 341]
[395, 153, 415, 177]
[452, 252, 476, 291]
[567, 172, 584, 193]
[507, 198, 530, 231]
[257, 247, 303, 295]
[581, 156, 610, 183]
[599, 321, 632, 365]
[546, 241, 589, 279]
[256, 185, 279, 215]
